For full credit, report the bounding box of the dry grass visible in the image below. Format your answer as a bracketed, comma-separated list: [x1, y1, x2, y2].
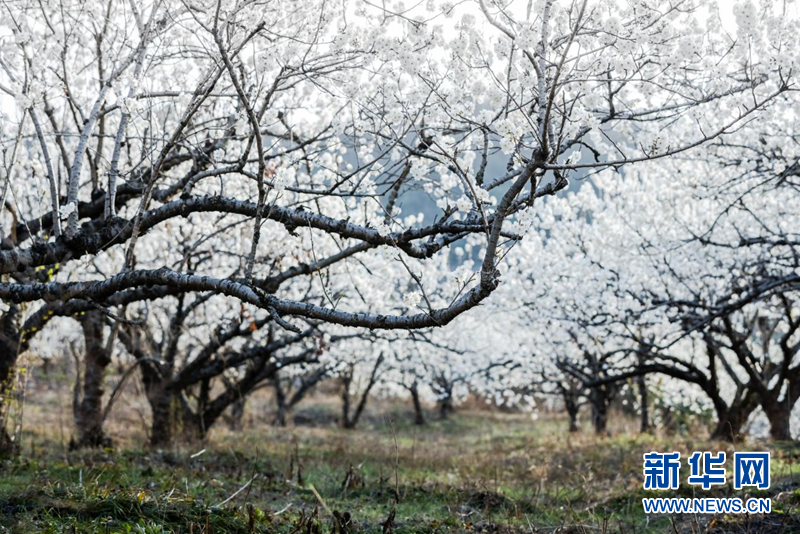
[1, 367, 799, 533]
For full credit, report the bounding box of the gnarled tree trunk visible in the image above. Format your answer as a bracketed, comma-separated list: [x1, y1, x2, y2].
[709, 394, 758, 442]
[766, 407, 792, 441]
[759, 380, 800, 442]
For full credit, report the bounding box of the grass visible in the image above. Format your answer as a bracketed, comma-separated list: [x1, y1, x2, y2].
[2, 386, 800, 533]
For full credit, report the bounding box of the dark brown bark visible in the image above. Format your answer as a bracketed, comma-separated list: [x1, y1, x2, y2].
[341, 376, 353, 428]
[554, 378, 583, 433]
[227, 397, 245, 431]
[0, 302, 21, 456]
[145, 388, 205, 446]
[588, 385, 617, 436]
[764, 402, 793, 441]
[590, 396, 608, 435]
[72, 310, 112, 449]
[179, 404, 206, 443]
[754, 367, 800, 442]
[565, 396, 580, 433]
[410, 384, 426, 426]
[438, 395, 454, 420]
[709, 394, 759, 442]
[0, 346, 14, 400]
[273, 376, 289, 427]
[148, 382, 174, 448]
[0, 427, 14, 457]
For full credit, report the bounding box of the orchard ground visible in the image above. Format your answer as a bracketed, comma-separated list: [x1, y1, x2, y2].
[1, 373, 800, 534]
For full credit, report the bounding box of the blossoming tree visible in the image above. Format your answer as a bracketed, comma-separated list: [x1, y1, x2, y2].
[0, 0, 793, 448]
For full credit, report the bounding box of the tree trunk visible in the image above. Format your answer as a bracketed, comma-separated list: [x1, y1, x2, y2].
[73, 311, 112, 449]
[0, 426, 14, 458]
[591, 400, 608, 435]
[273, 405, 288, 427]
[438, 396, 454, 420]
[710, 413, 744, 442]
[589, 387, 612, 436]
[0, 304, 21, 456]
[341, 357, 383, 429]
[710, 400, 756, 442]
[637, 374, 650, 434]
[273, 376, 289, 427]
[437, 383, 454, 420]
[660, 404, 676, 434]
[227, 397, 245, 431]
[410, 385, 425, 426]
[180, 405, 206, 444]
[761, 381, 800, 442]
[0, 365, 16, 457]
[764, 403, 793, 441]
[341, 373, 353, 428]
[148, 383, 174, 448]
[0, 304, 20, 389]
[565, 396, 580, 433]
[0, 348, 14, 412]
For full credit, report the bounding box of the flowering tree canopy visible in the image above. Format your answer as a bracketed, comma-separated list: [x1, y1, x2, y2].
[1, 0, 798, 447]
